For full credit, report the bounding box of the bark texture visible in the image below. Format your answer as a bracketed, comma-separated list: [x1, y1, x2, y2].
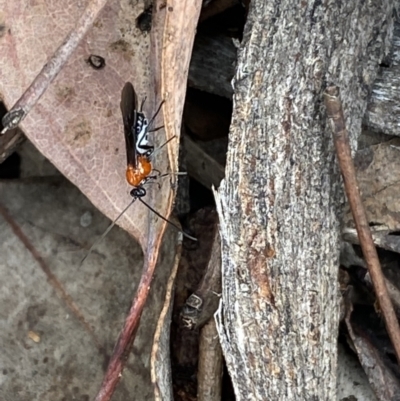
[214, 1, 395, 399]
[364, 22, 400, 135]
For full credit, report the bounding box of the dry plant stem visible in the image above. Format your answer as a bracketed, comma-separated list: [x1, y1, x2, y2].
[324, 85, 400, 363]
[94, 247, 162, 401]
[94, 206, 171, 400]
[150, 232, 182, 400]
[197, 319, 223, 401]
[1, 0, 109, 134]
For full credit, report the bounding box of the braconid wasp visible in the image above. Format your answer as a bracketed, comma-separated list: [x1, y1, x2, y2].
[81, 82, 196, 264]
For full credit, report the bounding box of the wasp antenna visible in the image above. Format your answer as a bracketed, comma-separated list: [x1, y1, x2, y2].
[137, 197, 197, 241]
[147, 100, 165, 129]
[80, 198, 137, 265]
[140, 96, 147, 111]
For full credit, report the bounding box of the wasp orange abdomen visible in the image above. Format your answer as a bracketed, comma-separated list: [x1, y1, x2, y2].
[126, 155, 152, 187]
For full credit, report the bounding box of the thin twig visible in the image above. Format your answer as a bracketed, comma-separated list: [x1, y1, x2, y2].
[324, 85, 400, 363]
[198, 319, 223, 401]
[94, 264, 153, 401]
[1, 0, 109, 134]
[94, 227, 168, 401]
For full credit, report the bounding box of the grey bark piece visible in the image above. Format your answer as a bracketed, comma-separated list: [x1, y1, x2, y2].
[365, 66, 400, 135]
[364, 22, 400, 136]
[184, 135, 225, 190]
[197, 319, 223, 401]
[214, 1, 394, 399]
[337, 344, 377, 400]
[189, 33, 237, 98]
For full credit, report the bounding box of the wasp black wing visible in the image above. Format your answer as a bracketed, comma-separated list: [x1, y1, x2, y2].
[120, 82, 138, 168]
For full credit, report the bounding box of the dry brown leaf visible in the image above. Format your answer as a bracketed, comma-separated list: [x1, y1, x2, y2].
[0, 0, 202, 252]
